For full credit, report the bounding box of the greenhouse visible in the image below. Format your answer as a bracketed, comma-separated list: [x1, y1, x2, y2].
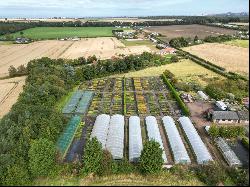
[145, 116, 168, 163]
[162, 116, 191, 164]
[62, 91, 83, 114]
[106, 114, 125, 160]
[129, 116, 143, 162]
[75, 91, 94, 114]
[90, 114, 111, 149]
[215, 137, 242, 167]
[178, 117, 213, 164]
[56, 115, 81, 158]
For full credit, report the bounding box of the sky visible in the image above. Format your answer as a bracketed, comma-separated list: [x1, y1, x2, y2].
[0, 0, 249, 18]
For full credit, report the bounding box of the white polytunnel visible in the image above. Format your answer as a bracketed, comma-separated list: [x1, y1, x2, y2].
[178, 117, 213, 164]
[106, 114, 125, 160]
[145, 116, 168, 163]
[162, 116, 191, 164]
[90, 114, 110, 149]
[129, 116, 143, 162]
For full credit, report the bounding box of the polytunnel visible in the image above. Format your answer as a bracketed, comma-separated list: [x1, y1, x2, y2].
[178, 117, 213, 164]
[90, 114, 110, 149]
[129, 116, 143, 162]
[145, 116, 168, 163]
[106, 114, 125, 160]
[162, 116, 191, 164]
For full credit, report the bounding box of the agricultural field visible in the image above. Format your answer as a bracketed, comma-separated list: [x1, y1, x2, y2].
[182, 43, 249, 75]
[0, 27, 115, 40]
[145, 24, 237, 41]
[0, 76, 26, 118]
[0, 37, 152, 78]
[223, 39, 249, 48]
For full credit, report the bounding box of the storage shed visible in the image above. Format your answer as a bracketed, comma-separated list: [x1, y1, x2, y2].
[145, 116, 168, 163]
[178, 117, 213, 164]
[90, 114, 111, 149]
[129, 116, 143, 162]
[197, 91, 209, 100]
[162, 116, 191, 164]
[106, 114, 125, 160]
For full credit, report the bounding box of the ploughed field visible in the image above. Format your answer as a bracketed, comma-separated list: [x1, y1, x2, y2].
[146, 24, 237, 40]
[0, 27, 115, 40]
[182, 43, 249, 75]
[0, 37, 152, 78]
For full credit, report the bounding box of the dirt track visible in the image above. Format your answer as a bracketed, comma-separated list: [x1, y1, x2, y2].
[0, 76, 26, 118]
[0, 37, 152, 78]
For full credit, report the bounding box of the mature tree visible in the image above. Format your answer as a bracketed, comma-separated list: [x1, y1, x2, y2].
[28, 138, 56, 177]
[139, 140, 163, 174]
[82, 137, 103, 175]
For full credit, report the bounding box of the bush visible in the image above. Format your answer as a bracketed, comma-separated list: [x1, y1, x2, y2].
[209, 125, 245, 139]
[241, 137, 249, 150]
[208, 124, 220, 139]
[28, 138, 56, 177]
[97, 149, 113, 176]
[170, 55, 179, 63]
[139, 140, 164, 174]
[227, 168, 249, 186]
[82, 137, 103, 175]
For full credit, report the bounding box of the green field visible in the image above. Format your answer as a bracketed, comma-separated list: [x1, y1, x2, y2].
[121, 39, 153, 46]
[224, 39, 249, 48]
[2, 27, 115, 40]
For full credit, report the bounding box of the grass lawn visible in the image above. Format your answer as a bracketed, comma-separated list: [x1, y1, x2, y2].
[1, 27, 115, 40]
[121, 39, 153, 46]
[110, 59, 223, 86]
[223, 39, 249, 48]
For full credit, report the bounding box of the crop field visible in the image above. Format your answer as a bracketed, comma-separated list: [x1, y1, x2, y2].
[145, 24, 237, 41]
[183, 43, 249, 75]
[224, 39, 249, 48]
[0, 37, 152, 78]
[1, 27, 115, 40]
[0, 76, 26, 118]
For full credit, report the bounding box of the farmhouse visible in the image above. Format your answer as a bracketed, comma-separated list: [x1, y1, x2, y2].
[237, 111, 249, 124]
[212, 111, 239, 124]
[158, 47, 176, 55]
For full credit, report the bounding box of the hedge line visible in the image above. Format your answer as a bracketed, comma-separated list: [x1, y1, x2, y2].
[161, 74, 190, 116]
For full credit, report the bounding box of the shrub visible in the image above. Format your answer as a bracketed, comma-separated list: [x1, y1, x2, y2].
[241, 137, 249, 150]
[139, 140, 164, 174]
[208, 124, 220, 139]
[97, 149, 113, 176]
[28, 138, 56, 177]
[82, 137, 103, 175]
[227, 168, 249, 186]
[170, 55, 179, 63]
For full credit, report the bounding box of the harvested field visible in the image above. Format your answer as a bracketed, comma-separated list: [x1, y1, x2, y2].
[0, 76, 26, 118]
[183, 43, 249, 75]
[145, 24, 237, 40]
[0, 37, 152, 77]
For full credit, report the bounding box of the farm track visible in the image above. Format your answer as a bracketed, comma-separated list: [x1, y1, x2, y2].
[0, 82, 18, 105]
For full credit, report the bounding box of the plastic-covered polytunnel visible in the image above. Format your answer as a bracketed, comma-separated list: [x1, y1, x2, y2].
[178, 117, 213, 164]
[162, 116, 191, 164]
[145, 116, 168, 163]
[106, 114, 125, 160]
[90, 114, 111, 149]
[129, 116, 143, 162]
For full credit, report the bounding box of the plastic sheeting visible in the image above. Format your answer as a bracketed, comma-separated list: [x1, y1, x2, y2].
[216, 137, 242, 167]
[162, 116, 191, 164]
[75, 91, 94, 114]
[129, 116, 143, 162]
[62, 91, 83, 114]
[91, 114, 110, 149]
[145, 116, 168, 163]
[106, 114, 125, 160]
[178, 117, 213, 164]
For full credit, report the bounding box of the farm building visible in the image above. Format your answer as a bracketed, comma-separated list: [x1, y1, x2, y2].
[178, 117, 213, 164]
[212, 111, 239, 124]
[237, 111, 249, 124]
[106, 114, 125, 160]
[197, 91, 209, 100]
[129, 116, 143, 162]
[162, 116, 191, 164]
[158, 47, 176, 55]
[90, 114, 111, 149]
[145, 116, 168, 163]
[215, 137, 242, 167]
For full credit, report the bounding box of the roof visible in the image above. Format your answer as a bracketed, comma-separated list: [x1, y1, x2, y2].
[212, 111, 239, 120]
[162, 47, 176, 52]
[216, 101, 227, 108]
[237, 111, 249, 120]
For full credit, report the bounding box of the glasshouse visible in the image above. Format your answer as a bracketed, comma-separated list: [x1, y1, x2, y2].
[75, 91, 94, 114]
[90, 114, 111, 149]
[145, 116, 168, 163]
[215, 137, 242, 167]
[106, 114, 125, 160]
[129, 116, 143, 162]
[62, 91, 83, 114]
[162, 116, 191, 164]
[178, 117, 213, 164]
